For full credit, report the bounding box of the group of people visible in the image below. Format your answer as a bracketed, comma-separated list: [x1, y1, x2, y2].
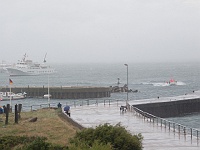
[120, 105, 127, 112]
[57, 102, 71, 117]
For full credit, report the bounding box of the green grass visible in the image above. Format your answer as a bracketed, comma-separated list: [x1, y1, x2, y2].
[0, 108, 80, 146]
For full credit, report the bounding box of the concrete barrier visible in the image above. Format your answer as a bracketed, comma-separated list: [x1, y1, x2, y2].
[0, 86, 111, 99]
[61, 109, 85, 130]
[133, 98, 200, 118]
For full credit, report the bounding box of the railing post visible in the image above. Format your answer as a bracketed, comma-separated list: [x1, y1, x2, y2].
[191, 128, 193, 139]
[169, 122, 170, 130]
[161, 119, 162, 127]
[178, 125, 180, 134]
[197, 130, 199, 140]
[31, 106, 32, 111]
[104, 100, 105, 105]
[173, 123, 175, 132]
[184, 127, 186, 135]
[109, 99, 110, 105]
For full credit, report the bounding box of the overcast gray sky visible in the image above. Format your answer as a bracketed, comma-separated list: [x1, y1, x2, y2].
[0, 0, 200, 64]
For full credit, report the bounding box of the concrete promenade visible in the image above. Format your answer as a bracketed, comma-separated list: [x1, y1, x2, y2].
[70, 99, 200, 149]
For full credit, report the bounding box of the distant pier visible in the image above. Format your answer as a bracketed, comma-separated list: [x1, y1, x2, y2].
[0, 86, 111, 99]
[130, 91, 200, 118]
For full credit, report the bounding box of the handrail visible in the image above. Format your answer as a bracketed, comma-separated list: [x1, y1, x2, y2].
[17, 99, 124, 112]
[132, 106, 199, 140]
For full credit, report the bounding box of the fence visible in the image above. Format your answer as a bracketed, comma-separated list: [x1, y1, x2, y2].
[132, 106, 200, 141]
[19, 99, 123, 112]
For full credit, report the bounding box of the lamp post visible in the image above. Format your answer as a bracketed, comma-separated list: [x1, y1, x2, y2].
[124, 64, 128, 106]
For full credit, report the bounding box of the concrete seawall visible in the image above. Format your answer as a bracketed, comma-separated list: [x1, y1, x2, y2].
[59, 111, 85, 130]
[133, 98, 200, 118]
[0, 86, 111, 99]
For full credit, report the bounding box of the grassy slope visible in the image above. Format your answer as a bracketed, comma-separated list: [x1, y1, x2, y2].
[0, 108, 80, 146]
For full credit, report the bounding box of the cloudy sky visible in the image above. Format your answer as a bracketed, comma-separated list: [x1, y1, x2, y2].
[0, 0, 200, 64]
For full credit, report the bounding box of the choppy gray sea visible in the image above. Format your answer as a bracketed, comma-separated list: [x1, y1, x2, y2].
[0, 62, 200, 129]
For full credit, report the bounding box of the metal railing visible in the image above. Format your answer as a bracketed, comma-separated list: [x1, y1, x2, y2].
[22, 102, 58, 111]
[132, 106, 199, 141]
[64, 99, 122, 107]
[17, 99, 124, 112]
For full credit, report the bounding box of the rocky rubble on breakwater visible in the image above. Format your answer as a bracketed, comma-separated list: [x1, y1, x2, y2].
[110, 84, 138, 93]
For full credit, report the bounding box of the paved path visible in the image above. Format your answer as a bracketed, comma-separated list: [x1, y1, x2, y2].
[70, 101, 200, 150]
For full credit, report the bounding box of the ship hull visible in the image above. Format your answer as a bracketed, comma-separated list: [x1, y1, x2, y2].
[7, 68, 54, 76]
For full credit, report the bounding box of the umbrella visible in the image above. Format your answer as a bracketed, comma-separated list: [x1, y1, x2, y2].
[64, 105, 70, 111]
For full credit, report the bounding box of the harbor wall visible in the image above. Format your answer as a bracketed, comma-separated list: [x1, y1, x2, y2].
[0, 86, 111, 99]
[59, 112, 85, 130]
[133, 98, 200, 118]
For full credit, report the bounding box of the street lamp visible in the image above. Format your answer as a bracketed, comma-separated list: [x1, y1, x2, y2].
[124, 64, 128, 106]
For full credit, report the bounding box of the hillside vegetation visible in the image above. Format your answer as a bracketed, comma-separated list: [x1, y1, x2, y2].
[0, 108, 142, 150]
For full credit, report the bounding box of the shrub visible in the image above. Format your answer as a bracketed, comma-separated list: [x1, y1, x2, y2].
[69, 123, 143, 150]
[0, 136, 47, 149]
[0, 136, 68, 150]
[69, 140, 112, 150]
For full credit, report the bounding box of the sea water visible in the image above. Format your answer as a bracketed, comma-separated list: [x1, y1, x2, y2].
[0, 62, 200, 129]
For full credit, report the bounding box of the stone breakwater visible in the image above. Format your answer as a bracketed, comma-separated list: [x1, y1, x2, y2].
[0, 86, 111, 99]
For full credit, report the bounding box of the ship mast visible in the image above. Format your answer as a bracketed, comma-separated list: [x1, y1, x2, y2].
[44, 53, 47, 63]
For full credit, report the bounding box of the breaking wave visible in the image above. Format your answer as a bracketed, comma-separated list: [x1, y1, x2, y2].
[141, 81, 186, 87]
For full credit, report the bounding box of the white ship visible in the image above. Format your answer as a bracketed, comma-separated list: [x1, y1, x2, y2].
[6, 53, 55, 76]
[0, 92, 27, 101]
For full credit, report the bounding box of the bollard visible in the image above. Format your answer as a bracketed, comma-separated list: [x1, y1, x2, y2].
[15, 104, 18, 124]
[18, 104, 22, 119]
[5, 104, 9, 125]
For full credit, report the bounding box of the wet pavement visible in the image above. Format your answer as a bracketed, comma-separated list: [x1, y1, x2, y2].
[70, 100, 200, 150]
